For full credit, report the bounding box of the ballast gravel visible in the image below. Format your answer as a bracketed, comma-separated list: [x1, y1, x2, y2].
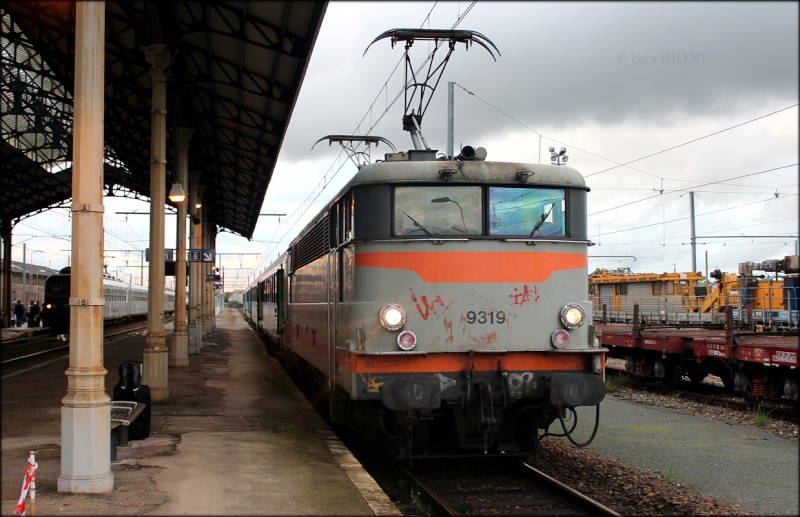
[531, 381, 797, 516]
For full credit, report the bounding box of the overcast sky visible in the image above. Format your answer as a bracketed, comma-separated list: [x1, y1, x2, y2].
[13, 1, 799, 291]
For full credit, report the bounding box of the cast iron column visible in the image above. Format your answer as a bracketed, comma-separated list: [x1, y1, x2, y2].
[188, 182, 203, 352]
[187, 184, 197, 354]
[143, 44, 169, 401]
[2, 220, 11, 327]
[202, 219, 212, 337]
[170, 128, 193, 367]
[58, 1, 114, 492]
[210, 225, 217, 330]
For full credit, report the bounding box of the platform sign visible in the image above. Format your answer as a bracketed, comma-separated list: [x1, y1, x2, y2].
[145, 248, 175, 262]
[188, 249, 215, 262]
[206, 274, 221, 282]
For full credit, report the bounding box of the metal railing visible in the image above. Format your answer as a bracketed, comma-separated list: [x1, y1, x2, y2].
[591, 285, 799, 329]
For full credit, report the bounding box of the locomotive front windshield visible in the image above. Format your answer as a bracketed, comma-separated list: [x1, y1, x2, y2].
[393, 186, 566, 238]
[395, 186, 483, 236]
[45, 275, 69, 295]
[489, 187, 565, 237]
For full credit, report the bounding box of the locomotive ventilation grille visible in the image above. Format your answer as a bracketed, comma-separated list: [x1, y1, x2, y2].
[293, 215, 329, 271]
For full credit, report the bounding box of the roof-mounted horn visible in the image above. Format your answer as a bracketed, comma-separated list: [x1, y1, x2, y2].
[363, 29, 500, 151]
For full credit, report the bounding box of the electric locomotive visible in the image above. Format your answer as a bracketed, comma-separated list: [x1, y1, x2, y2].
[247, 145, 606, 458]
[246, 28, 606, 458]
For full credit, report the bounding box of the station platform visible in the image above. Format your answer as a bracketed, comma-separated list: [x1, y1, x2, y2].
[1, 324, 50, 342]
[1, 308, 401, 516]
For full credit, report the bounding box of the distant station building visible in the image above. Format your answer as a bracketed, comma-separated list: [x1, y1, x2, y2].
[228, 289, 245, 306]
[2, 260, 60, 313]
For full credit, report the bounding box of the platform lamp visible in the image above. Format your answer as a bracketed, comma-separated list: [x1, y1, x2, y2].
[168, 182, 186, 203]
[192, 198, 202, 225]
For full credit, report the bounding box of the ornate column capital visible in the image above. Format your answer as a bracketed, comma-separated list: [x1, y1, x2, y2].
[143, 44, 171, 83]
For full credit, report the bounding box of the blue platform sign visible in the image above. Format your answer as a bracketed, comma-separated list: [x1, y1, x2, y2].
[188, 249, 215, 263]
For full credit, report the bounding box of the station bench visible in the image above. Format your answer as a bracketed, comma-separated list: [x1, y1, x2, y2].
[110, 401, 146, 462]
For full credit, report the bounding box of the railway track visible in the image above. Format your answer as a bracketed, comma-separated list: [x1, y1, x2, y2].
[606, 363, 799, 423]
[1, 320, 169, 375]
[397, 457, 620, 516]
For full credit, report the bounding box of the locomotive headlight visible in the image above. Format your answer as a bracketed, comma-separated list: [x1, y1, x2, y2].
[45, 303, 52, 310]
[379, 303, 406, 331]
[560, 303, 585, 329]
[397, 330, 417, 350]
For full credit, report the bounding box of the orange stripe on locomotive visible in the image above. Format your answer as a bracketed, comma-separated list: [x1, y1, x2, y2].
[355, 250, 588, 283]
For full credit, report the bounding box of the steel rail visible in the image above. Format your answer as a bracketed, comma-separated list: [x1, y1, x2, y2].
[398, 457, 620, 516]
[1, 319, 171, 365]
[397, 462, 458, 517]
[520, 460, 622, 516]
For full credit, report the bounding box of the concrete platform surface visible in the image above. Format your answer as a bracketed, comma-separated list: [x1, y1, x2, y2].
[1, 308, 401, 516]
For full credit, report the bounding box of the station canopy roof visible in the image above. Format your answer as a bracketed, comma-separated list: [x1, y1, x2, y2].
[1, 1, 327, 239]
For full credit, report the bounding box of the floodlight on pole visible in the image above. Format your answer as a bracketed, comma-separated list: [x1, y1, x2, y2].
[549, 146, 569, 165]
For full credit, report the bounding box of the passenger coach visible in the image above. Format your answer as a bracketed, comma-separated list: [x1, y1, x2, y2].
[43, 267, 175, 333]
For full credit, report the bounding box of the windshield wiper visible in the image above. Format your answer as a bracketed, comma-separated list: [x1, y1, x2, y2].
[530, 203, 555, 236]
[403, 211, 433, 236]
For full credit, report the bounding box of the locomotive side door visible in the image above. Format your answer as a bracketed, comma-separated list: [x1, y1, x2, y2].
[327, 195, 353, 423]
[326, 202, 341, 392]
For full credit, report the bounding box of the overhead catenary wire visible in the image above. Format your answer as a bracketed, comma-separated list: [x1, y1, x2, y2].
[452, 82, 798, 256]
[588, 163, 797, 217]
[252, 4, 796, 276]
[590, 194, 798, 238]
[254, 2, 478, 268]
[585, 104, 798, 178]
[452, 80, 797, 184]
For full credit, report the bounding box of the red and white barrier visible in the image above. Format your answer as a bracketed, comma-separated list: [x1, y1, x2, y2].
[13, 451, 37, 516]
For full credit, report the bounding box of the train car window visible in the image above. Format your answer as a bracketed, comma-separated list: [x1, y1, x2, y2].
[488, 187, 566, 237]
[345, 193, 353, 241]
[394, 186, 482, 236]
[615, 284, 628, 295]
[652, 282, 662, 295]
[352, 185, 391, 239]
[665, 282, 675, 295]
[268, 275, 276, 303]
